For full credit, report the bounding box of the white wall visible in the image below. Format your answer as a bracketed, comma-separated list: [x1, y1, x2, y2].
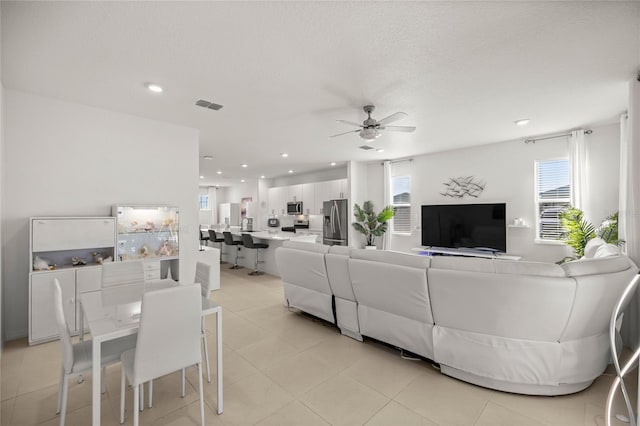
[198, 186, 217, 226]
[2, 90, 199, 340]
[270, 167, 347, 187]
[360, 123, 620, 262]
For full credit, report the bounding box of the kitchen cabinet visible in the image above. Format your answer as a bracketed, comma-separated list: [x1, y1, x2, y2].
[287, 184, 302, 202]
[302, 183, 316, 215]
[268, 178, 349, 216]
[268, 186, 286, 215]
[329, 179, 348, 200]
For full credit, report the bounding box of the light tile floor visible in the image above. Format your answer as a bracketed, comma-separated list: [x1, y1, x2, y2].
[1, 267, 637, 425]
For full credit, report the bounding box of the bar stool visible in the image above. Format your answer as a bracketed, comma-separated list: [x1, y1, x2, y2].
[199, 229, 209, 250]
[241, 233, 269, 276]
[222, 231, 243, 269]
[208, 230, 226, 262]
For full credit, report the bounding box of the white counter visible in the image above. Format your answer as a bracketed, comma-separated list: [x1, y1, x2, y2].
[240, 230, 319, 243]
[206, 226, 321, 275]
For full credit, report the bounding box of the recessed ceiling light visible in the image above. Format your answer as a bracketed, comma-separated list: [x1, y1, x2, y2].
[376, 148, 384, 153]
[281, 153, 289, 158]
[199, 175, 204, 179]
[145, 83, 163, 93]
[216, 171, 222, 175]
[288, 170, 293, 174]
[241, 179, 245, 183]
[514, 119, 530, 126]
[241, 164, 248, 168]
[203, 155, 213, 160]
[260, 175, 266, 179]
[330, 162, 336, 166]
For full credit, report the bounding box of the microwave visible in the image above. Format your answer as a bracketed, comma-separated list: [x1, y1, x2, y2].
[287, 201, 303, 215]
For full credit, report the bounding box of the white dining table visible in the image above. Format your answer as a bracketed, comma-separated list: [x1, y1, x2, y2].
[79, 279, 223, 426]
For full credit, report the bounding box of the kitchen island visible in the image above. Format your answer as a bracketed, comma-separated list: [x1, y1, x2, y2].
[207, 226, 321, 276]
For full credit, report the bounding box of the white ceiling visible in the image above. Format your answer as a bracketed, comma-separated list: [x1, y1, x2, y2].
[2, 1, 639, 187]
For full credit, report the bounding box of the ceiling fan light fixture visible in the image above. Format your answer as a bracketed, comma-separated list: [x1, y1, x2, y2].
[359, 128, 381, 142]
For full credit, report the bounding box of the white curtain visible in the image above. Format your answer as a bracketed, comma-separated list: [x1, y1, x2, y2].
[619, 76, 640, 348]
[382, 160, 392, 250]
[569, 130, 587, 209]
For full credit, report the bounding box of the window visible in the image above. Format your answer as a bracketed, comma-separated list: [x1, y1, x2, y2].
[199, 194, 210, 210]
[535, 159, 571, 241]
[392, 176, 411, 233]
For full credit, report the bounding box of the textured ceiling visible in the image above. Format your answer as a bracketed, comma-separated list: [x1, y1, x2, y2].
[2, 1, 639, 186]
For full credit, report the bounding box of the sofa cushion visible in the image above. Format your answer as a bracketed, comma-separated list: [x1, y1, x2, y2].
[350, 249, 430, 269]
[494, 260, 566, 278]
[561, 255, 632, 277]
[282, 240, 329, 254]
[583, 237, 606, 258]
[430, 256, 494, 273]
[326, 248, 355, 301]
[594, 243, 621, 258]
[328, 245, 351, 256]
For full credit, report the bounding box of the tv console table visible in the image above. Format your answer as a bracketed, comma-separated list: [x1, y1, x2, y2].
[411, 247, 522, 261]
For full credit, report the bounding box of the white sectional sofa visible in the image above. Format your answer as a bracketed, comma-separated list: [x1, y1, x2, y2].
[275, 240, 639, 395]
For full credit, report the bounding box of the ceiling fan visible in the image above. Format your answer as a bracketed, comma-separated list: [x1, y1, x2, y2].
[329, 105, 416, 142]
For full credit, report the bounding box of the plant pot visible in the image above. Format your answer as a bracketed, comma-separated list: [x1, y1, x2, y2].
[365, 245, 377, 250]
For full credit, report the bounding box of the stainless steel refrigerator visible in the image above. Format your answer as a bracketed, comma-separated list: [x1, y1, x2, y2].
[323, 199, 348, 246]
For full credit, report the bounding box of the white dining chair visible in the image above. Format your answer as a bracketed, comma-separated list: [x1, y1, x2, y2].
[102, 260, 145, 288]
[52, 278, 137, 426]
[119, 284, 204, 426]
[194, 261, 217, 383]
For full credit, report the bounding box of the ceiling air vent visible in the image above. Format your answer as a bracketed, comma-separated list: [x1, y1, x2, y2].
[195, 99, 224, 111]
[359, 145, 375, 150]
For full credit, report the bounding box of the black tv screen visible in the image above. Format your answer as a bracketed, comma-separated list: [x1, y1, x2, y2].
[421, 203, 507, 252]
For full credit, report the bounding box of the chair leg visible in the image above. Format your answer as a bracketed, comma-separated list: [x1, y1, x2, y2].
[133, 384, 139, 426]
[101, 366, 107, 394]
[139, 383, 144, 412]
[56, 368, 65, 414]
[149, 379, 153, 408]
[120, 368, 125, 425]
[249, 248, 264, 275]
[59, 374, 69, 426]
[181, 368, 186, 397]
[202, 329, 211, 383]
[230, 246, 242, 269]
[198, 363, 205, 426]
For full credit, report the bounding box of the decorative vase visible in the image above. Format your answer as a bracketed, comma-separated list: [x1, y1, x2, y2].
[365, 245, 377, 250]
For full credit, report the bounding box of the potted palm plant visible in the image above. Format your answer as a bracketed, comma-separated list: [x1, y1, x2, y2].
[352, 201, 395, 249]
[559, 207, 622, 260]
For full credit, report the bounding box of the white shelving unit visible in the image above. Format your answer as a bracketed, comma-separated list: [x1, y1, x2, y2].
[29, 217, 116, 344]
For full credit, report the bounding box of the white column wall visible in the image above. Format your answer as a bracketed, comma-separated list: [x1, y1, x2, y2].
[2, 90, 199, 340]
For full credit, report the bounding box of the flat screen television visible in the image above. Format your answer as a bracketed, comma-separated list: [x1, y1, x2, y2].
[421, 203, 506, 252]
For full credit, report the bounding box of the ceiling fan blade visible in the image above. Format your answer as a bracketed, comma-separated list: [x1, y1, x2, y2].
[381, 125, 416, 133]
[376, 112, 408, 126]
[329, 129, 360, 138]
[336, 119, 364, 128]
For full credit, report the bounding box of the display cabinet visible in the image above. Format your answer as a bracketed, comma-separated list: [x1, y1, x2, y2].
[29, 216, 116, 344]
[112, 205, 180, 280]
